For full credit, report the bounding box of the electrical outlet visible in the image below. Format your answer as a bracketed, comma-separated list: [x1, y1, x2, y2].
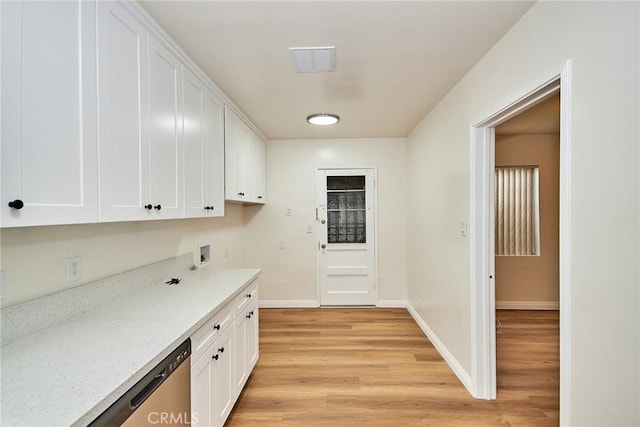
[285, 207, 292, 216]
[66, 256, 81, 283]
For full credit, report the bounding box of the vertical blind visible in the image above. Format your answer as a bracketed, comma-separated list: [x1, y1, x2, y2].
[495, 166, 539, 256]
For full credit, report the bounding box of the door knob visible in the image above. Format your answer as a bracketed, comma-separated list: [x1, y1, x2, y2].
[321, 243, 327, 249]
[8, 199, 24, 210]
[320, 219, 326, 224]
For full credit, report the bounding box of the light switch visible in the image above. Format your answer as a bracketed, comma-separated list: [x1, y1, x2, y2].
[285, 208, 292, 216]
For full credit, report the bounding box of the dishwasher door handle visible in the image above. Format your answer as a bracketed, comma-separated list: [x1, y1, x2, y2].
[130, 370, 166, 410]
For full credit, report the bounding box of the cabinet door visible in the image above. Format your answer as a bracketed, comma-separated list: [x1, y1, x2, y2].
[212, 326, 235, 426]
[98, 1, 150, 222]
[148, 36, 183, 219]
[191, 346, 214, 427]
[184, 72, 224, 218]
[251, 134, 267, 204]
[183, 70, 207, 218]
[234, 310, 248, 399]
[246, 299, 260, 372]
[224, 106, 240, 201]
[203, 90, 225, 216]
[1, 0, 98, 227]
[236, 122, 252, 201]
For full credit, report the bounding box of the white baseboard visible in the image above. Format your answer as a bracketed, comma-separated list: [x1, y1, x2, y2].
[406, 304, 473, 395]
[377, 300, 409, 308]
[259, 300, 319, 308]
[496, 301, 559, 310]
[260, 300, 409, 308]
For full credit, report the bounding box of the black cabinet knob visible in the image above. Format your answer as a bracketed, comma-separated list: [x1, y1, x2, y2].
[238, 192, 245, 196]
[246, 294, 251, 298]
[257, 196, 263, 199]
[214, 324, 221, 330]
[154, 204, 162, 211]
[246, 314, 252, 319]
[212, 354, 219, 360]
[8, 199, 24, 210]
[218, 347, 224, 353]
[144, 204, 153, 210]
[204, 206, 210, 210]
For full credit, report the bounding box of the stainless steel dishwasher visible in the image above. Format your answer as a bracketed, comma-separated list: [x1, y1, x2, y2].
[89, 339, 191, 427]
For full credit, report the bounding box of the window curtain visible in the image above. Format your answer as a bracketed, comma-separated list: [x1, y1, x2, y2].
[495, 167, 536, 256]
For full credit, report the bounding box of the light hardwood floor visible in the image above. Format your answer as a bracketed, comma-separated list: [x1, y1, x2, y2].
[226, 308, 559, 426]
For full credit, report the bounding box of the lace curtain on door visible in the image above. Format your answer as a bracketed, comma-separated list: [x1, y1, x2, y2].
[327, 176, 366, 244]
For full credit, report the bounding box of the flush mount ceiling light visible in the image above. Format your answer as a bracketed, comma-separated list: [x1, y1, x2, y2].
[307, 113, 340, 126]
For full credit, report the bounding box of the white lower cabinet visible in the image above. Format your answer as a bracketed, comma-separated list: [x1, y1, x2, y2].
[191, 281, 259, 427]
[234, 298, 259, 398]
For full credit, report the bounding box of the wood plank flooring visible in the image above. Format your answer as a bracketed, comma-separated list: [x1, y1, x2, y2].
[226, 308, 559, 426]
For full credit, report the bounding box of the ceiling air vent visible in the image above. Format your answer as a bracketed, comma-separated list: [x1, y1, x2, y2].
[289, 46, 335, 73]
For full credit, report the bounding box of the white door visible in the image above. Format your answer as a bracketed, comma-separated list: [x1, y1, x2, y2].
[317, 169, 377, 306]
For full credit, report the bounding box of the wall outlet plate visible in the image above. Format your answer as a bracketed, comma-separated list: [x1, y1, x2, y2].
[66, 256, 81, 283]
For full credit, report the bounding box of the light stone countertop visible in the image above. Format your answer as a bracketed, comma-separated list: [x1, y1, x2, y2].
[1, 267, 261, 427]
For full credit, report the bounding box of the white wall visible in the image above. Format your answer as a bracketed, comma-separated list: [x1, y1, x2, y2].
[0, 204, 246, 307]
[406, 2, 639, 425]
[244, 138, 408, 306]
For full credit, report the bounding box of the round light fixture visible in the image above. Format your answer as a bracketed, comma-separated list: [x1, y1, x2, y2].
[307, 113, 340, 126]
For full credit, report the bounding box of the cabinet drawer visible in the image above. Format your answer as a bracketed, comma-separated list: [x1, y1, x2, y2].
[234, 280, 258, 315]
[191, 304, 233, 363]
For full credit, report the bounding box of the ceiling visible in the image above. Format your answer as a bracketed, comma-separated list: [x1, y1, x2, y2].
[140, 1, 535, 140]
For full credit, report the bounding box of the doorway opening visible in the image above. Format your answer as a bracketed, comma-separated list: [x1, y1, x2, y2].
[470, 61, 571, 425]
[494, 94, 560, 421]
[316, 168, 378, 306]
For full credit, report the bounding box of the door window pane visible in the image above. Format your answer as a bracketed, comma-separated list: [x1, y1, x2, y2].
[327, 176, 366, 244]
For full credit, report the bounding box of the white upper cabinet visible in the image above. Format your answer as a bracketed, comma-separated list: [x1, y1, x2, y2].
[251, 134, 267, 203]
[98, 2, 184, 222]
[2, 0, 263, 228]
[203, 90, 226, 216]
[1, 0, 98, 227]
[97, 1, 150, 222]
[224, 106, 242, 201]
[183, 70, 225, 218]
[148, 36, 183, 219]
[224, 107, 266, 204]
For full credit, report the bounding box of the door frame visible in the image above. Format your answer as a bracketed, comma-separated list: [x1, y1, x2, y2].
[469, 60, 572, 425]
[315, 166, 379, 306]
